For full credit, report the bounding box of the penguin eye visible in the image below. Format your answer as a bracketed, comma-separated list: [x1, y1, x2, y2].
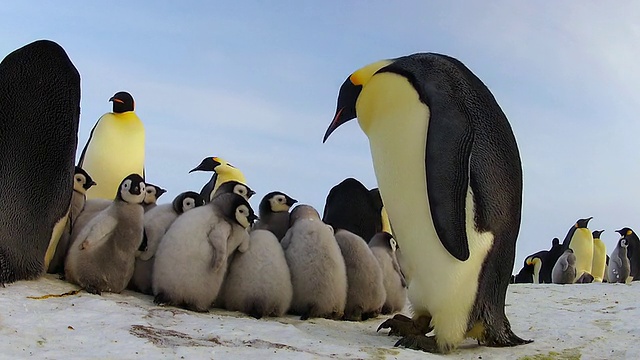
[75, 176, 82, 182]
[123, 181, 130, 189]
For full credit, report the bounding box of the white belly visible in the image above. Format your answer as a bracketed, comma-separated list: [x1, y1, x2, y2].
[356, 73, 494, 343]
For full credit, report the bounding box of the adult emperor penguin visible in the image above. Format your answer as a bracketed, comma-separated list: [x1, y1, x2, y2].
[591, 230, 607, 282]
[615, 228, 640, 280]
[539, 238, 563, 284]
[190, 157, 248, 202]
[323, 53, 531, 352]
[78, 91, 145, 200]
[523, 250, 548, 284]
[322, 178, 383, 243]
[561, 217, 594, 281]
[0, 40, 80, 284]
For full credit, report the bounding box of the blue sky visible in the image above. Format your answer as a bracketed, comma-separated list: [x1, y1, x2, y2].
[2, 2, 639, 272]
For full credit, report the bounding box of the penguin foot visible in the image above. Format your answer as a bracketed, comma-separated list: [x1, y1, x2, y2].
[377, 314, 432, 337]
[84, 285, 102, 295]
[394, 334, 439, 353]
[482, 329, 533, 347]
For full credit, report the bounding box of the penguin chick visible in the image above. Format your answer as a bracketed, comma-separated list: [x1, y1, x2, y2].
[211, 180, 255, 201]
[190, 156, 248, 202]
[128, 191, 205, 294]
[369, 232, 407, 314]
[152, 193, 257, 312]
[551, 249, 576, 284]
[281, 204, 348, 320]
[334, 229, 386, 321]
[143, 183, 167, 212]
[322, 178, 382, 243]
[252, 191, 298, 240]
[48, 167, 97, 274]
[218, 229, 293, 318]
[608, 238, 631, 283]
[64, 174, 146, 294]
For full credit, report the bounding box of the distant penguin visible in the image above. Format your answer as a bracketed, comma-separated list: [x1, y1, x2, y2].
[0, 40, 80, 284]
[608, 237, 630, 284]
[152, 193, 256, 312]
[64, 174, 146, 294]
[615, 228, 640, 280]
[322, 178, 382, 243]
[190, 157, 248, 202]
[281, 205, 348, 320]
[142, 183, 166, 212]
[48, 167, 96, 274]
[591, 230, 607, 282]
[252, 191, 298, 241]
[323, 53, 531, 352]
[218, 229, 293, 318]
[128, 191, 205, 294]
[524, 251, 547, 284]
[78, 91, 145, 200]
[539, 238, 563, 284]
[561, 217, 594, 281]
[211, 180, 255, 201]
[334, 229, 386, 321]
[369, 232, 407, 314]
[551, 249, 576, 284]
[512, 259, 534, 284]
[603, 255, 610, 283]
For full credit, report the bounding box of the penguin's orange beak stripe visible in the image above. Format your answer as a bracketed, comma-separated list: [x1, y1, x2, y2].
[112, 98, 124, 104]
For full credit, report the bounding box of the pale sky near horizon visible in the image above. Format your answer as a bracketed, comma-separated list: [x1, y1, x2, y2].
[2, 2, 639, 272]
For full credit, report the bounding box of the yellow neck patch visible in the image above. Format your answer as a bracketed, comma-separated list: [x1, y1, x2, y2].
[349, 60, 393, 86]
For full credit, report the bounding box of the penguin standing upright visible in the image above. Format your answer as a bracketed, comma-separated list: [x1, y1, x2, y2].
[78, 91, 145, 200]
[323, 53, 531, 353]
[608, 237, 630, 283]
[561, 217, 594, 281]
[615, 228, 640, 280]
[591, 230, 607, 282]
[539, 238, 563, 284]
[0, 40, 80, 284]
[190, 157, 247, 202]
[322, 178, 383, 243]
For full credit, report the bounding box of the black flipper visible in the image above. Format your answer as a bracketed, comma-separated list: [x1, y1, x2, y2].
[423, 83, 473, 261]
[77, 119, 101, 167]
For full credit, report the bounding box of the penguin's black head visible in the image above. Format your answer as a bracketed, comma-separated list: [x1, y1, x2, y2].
[109, 91, 134, 113]
[144, 183, 167, 205]
[117, 173, 145, 203]
[616, 227, 634, 238]
[213, 180, 255, 200]
[575, 217, 593, 228]
[189, 157, 222, 173]
[261, 191, 298, 214]
[369, 231, 395, 250]
[369, 188, 384, 212]
[592, 230, 605, 239]
[74, 166, 96, 192]
[172, 191, 205, 214]
[565, 248, 574, 253]
[214, 193, 257, 229]
[552, 237, 560, 247]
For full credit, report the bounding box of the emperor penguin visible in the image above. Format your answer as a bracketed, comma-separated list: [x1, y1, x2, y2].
[64, 174, 146, 294]
[323, 53, 531, 352]
[512, 259, 535, 284]
[591, 230, 607, 282]
[218, 229, 293, 318]
[561, 217, 594, 281]
[523, 251, 548, 284]
[0, 40, 80, 284]
[252, 191, 298, 240]
[78, 91, 145, 200]
[551, 249, 576, 284]
[142, 183, 167, 212]
[48, 167, 97, 274]
[190, 157, 248, 202]
[608, 237, 630, 284]
[322, 178, 383, 243]
[369, 232, 407, 314]
[539, 238, 563, 284]
[211, 180, 256, 201]
[152, 193, 256, 312]
[128, 191, 205, 294]
[281, 204, 348, 320]
[615, 228, 640, 280]
[334, 229, 386, 321]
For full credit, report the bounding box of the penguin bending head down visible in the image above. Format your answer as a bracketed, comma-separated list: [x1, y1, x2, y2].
[323, 53, 531, 352]
[0, 40, 80, 284]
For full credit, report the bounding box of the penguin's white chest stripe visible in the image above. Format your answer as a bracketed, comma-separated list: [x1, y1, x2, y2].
[356, 73, 493, 341]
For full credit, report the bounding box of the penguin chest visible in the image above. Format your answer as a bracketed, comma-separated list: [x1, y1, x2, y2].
[356, 73, 494, 320]
[568, 228, 594, 278]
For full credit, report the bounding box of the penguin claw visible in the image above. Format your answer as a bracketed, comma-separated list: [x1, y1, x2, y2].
[394, 334, 439, 353]
[377, 314, 432, 337]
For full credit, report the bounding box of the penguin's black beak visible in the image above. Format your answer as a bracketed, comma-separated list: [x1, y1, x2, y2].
[189, 157, 221, 173]
[323, 77, 361, 143]
[157, 188, 167, 197]
[247, 189, 256, 198]
[249, 213, 258, 225]
[286, 197, 298, 207]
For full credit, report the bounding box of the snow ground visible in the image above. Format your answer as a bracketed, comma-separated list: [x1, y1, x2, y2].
[1, 275, 638, 359]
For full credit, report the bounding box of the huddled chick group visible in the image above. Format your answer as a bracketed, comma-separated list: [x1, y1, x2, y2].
[47, 160, 408, 322]
[512, 216, 639, 285]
